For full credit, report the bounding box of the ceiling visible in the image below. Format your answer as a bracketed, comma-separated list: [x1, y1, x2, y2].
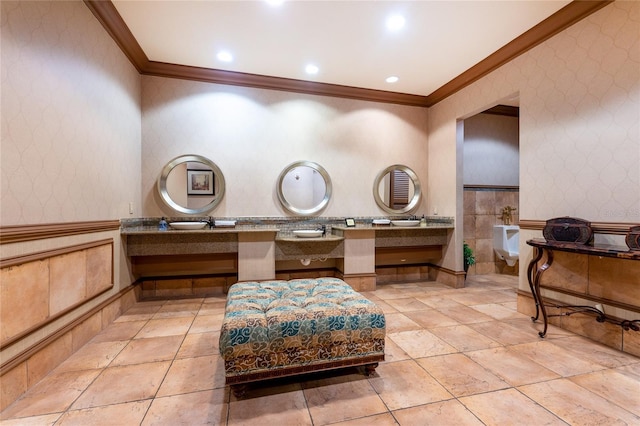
[95, 1, 608, 106]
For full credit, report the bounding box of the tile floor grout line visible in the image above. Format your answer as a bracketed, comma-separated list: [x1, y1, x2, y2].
[4, 275, 639, 424]
[510, 383, 572, 425]
[138, 318, 195, 425]
[60, 308, 159, 423]
[60, 299, 190, 422]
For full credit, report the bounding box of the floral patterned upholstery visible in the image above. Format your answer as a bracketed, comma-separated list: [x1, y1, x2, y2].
[219, 278, 386, 384]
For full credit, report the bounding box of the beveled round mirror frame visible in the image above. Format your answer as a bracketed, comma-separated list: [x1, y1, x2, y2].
[373, 164, 422, 214]
[158, 154, 226, 215]
[276, 160, 332, 216]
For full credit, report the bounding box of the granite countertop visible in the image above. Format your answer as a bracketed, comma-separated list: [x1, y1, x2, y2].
[333, 223, 454, 231]
[121, 225, 280, 235]
[120, 216, 454, 236]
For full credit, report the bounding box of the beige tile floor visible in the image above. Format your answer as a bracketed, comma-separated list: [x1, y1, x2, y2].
[2, 274, 640, 425]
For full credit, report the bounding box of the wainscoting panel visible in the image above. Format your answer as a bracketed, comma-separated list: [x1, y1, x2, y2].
[0, 239, 114, 348]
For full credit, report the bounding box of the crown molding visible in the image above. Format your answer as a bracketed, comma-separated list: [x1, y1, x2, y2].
[142, 61, 430, 106]
[84, 0, 611, 107]
[83, 0, 148, 73]
[424, 0, 612, 106]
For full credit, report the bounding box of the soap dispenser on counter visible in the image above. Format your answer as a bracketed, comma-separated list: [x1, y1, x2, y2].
[158, 217, 168, 231]
[420, 215, 426, 227]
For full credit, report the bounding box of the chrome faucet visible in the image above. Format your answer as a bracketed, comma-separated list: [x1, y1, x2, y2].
[316, 224, 326, 236]
[206, 216, 215, 229]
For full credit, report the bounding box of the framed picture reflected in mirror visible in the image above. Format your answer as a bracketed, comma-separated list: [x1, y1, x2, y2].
[187, 169, 214, 195]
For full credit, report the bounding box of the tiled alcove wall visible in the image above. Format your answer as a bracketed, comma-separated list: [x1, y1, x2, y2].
[463, 188, 519, 276]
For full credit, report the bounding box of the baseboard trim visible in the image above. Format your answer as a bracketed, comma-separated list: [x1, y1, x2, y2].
[520, 286, 640, 315]
[427, 263, 465, 277]
[0, 284, 136, 374]
[517, 289, 638, 320]
[426, 263, 466, 288]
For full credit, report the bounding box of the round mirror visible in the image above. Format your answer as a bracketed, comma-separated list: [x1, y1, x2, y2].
[373, 165, 421, 214]
[277, 161, 332, 216]
[158, 154, 225, 215]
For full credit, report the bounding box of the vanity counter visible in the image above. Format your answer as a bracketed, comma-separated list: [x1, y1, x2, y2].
[122, 226, 278, 257]
[333, 222, 454, 232]
[121, 225, 279, 236]
[121, 217, 453, 288]
[122, 225, 280, 280]
[333, 224, 450, 248]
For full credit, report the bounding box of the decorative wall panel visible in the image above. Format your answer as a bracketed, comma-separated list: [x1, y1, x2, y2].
[0, 240, 114, 348]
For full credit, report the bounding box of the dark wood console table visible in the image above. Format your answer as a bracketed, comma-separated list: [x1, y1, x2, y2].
[526, 238, 640, 337]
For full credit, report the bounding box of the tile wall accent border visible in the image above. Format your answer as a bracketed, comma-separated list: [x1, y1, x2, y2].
[519, 219, 635, 235]
[0, 220, 121, 244]
[84, 0, 610, 107]
[0, 239, 114, 349]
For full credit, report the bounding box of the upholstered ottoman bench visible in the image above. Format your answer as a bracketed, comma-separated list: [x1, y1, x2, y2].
[219, 277, 385, 393]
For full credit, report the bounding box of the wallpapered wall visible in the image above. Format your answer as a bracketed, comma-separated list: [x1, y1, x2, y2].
[0, 0, 142, 226]
[428, 1, 639, 273]
[0, 0, 142, 395]
[141, 76, 429, 218]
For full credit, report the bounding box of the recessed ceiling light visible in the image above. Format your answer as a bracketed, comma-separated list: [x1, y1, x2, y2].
[305, 64, 319, 75]
[386, 76, 399, 83]
[386, 14, 405, 31]
[265, 0, 284, 6]
[217, 50, 233, 62]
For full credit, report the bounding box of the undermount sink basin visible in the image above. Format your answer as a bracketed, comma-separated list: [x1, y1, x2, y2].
[169, 221, 208, 230]
[391, 220, 421, 227]
[293, 230, 323, 238]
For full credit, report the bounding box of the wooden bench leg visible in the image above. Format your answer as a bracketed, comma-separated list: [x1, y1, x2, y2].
[364, 363, 379, 376]
[231, 384, 247, 398]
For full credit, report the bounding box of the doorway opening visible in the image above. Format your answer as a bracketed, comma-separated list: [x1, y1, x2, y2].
[460, 99, 520, 278]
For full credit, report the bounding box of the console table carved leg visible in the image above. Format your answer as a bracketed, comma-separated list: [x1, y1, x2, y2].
[530, 248, 553, 337]
[527, 233, 640, 339]
[527, 247, 545, 322]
